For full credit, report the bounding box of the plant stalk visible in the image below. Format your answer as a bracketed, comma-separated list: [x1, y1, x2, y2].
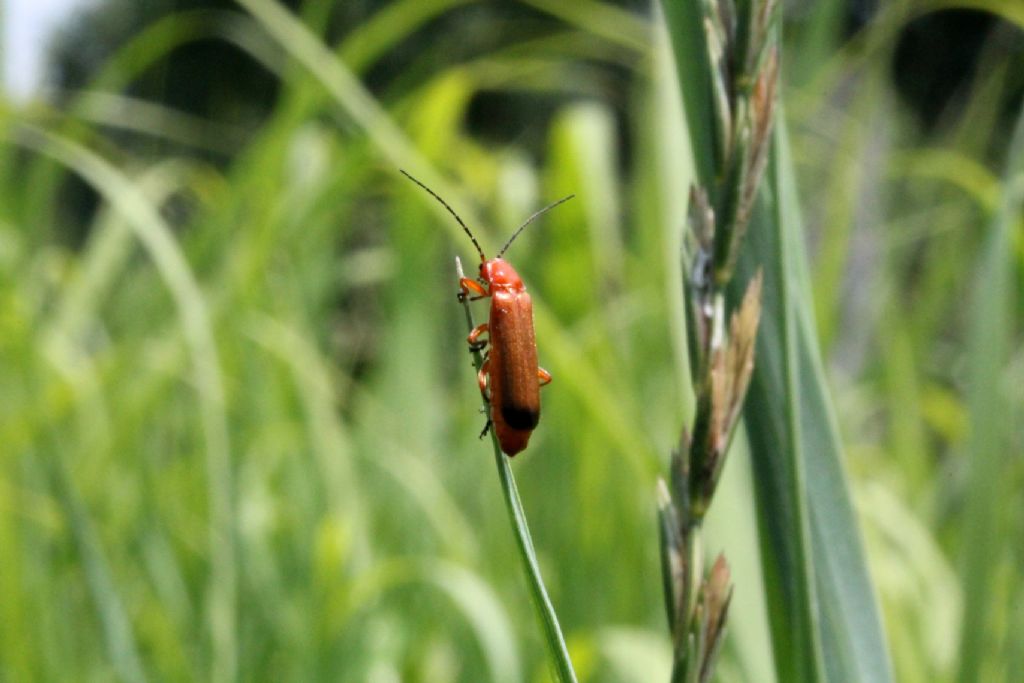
[456, 257, 578, 683]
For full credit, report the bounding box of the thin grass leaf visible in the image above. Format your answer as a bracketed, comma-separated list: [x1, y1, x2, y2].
[235, 0, 470, 236]
[243, 314, 373, 568]
[734, 121, 894, 683]
[518, 0, 649, 52]
[657, 0, 719, 191]
[49, 454, 147, 683]
[744, 135, 825, 683]
[424, 562, 524, 683]
[6, 124, 238, 683]
[456, 258, 578, 683]
[956, 104, 1024, 683]
[344, 559, 521, 683]
[339, 0, 473, 73]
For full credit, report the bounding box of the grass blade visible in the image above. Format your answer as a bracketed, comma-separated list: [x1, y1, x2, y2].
[347, 559, 522, 683]
[7, 124, 237, 683]
[656, 0, 717, 190]
[456, 258, 578, 683]
[50, 455, 147, 683]
[734, 121, 895, 683]
[734, 135, 825, 683]
[956, 103, 1024, 683]
[493, 450, 577, 683]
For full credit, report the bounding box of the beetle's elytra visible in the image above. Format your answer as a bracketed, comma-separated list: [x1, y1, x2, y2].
[400, 170, 573, 456]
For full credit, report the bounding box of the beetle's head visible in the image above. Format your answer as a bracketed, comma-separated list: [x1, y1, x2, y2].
[481, 257, 523, 289]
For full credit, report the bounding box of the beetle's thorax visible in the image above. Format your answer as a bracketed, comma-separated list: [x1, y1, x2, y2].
[480, 257, 524, 291]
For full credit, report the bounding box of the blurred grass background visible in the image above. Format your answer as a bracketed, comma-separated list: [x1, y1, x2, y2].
[0, 0, 1021, 681]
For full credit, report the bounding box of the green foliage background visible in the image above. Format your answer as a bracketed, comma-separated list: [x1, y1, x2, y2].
[0, 1, 1021, 681]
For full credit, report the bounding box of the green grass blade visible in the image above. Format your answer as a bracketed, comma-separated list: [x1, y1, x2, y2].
[492, 451, 577, 683]
[422, 562, 524, 683]
[456, 258, 578, 683]
[734, 121, 894, 683]
[518, 0, 649, 52]
[735, 136, 825, 683]
[244, 314, 373, 568]
[340, 0, 473, 73]
[656, 0, 717, 190]
[235, 0, 492, 259]
[345, 559, 522, 683]
[6, 124, 237, 683]
[956, 104, 1024, 683]
[50, 457, 147, 683]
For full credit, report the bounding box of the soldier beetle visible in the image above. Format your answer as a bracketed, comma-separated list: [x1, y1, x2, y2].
[400, 170, 573, 456]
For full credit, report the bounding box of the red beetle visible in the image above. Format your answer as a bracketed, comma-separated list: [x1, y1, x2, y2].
[401, 170, 573, 456]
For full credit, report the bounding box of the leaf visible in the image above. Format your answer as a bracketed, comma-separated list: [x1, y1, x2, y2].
[656, 0, 718, 191]
[733, 121, 894, 683]
[9, 123, 237, 683]
[956, 103, 1024, 683]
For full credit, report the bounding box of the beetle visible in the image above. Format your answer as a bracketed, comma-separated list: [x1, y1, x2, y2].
[400, 170, 573, 456]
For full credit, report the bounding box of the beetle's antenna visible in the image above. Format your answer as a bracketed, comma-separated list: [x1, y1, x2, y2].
[497, 194, 575, 258]
[400, 169, 486, 262]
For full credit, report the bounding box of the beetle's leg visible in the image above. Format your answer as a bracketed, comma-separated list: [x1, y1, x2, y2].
[538, 367, 552, 387]
[477, 357, 493, 439]
[467, 322, 489, 352]
[477, 356, 490, 396]
[459, 278, 489, 302]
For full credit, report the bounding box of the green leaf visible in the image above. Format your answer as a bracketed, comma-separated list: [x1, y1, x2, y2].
[656, 0, 718, 192]
[732, 132, 824, 683]
[733, 121, 894, 683]
[956, 104, 1024, 683]
[50, 456, 147, 683]
[8, 124, 238, 683]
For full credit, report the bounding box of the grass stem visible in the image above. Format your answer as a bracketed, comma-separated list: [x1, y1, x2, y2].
[456, 257, 578, 683]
